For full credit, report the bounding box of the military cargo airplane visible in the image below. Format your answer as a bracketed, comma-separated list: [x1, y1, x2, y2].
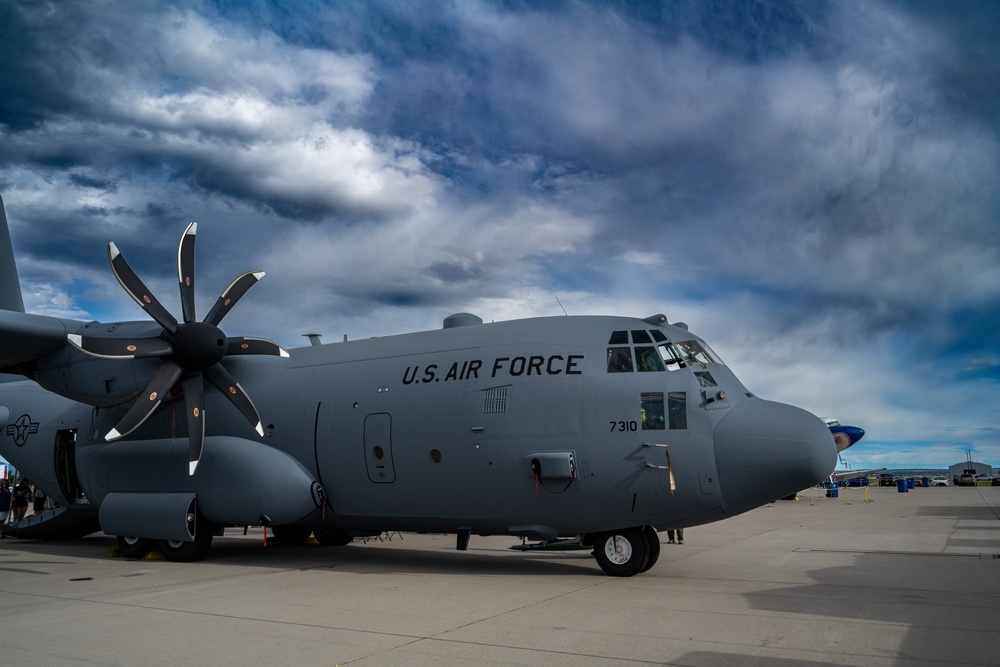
[0, 195, 836, 576]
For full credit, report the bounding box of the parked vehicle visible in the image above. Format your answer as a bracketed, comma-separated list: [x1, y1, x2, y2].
[956, 474, 977, 487]
[930, 476, 949, 487]
[878, 473, 896, 487]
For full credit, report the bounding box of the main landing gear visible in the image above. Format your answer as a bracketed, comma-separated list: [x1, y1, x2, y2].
[114, 531, 213, 562]
[115, 513, 216, 562]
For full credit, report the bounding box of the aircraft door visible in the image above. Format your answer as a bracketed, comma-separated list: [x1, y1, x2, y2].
[363, 413, 396, 483]
[54, 428, 85, 504]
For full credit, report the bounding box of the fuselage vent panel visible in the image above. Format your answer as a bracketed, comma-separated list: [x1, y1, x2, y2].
[481, 385, 509, 414]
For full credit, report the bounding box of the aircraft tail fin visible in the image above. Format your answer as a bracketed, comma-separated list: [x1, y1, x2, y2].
[0, 194, 25, 313]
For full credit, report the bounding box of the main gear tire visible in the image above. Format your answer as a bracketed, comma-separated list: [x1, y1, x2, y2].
[116, 535, 155, 559]
[159, 516, 214, 562]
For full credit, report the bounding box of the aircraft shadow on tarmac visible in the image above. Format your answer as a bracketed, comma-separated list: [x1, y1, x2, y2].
[736, 509, 1000, 667]
[1, 533, 602, 577]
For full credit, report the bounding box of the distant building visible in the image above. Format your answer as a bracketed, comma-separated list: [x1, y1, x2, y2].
[948, 461, 992, 478]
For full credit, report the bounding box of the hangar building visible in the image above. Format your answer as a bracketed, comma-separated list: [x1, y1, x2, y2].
[948, 461, 993, 478]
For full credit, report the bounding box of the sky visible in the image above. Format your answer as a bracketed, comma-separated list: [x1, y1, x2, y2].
[0, 0, 997, 470]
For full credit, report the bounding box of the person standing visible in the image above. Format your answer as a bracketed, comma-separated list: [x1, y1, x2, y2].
[0, 479, 11, 533]
[667, 528, 684, 545]
[32, 484, 47, 514]
[12, 479, 32, 521]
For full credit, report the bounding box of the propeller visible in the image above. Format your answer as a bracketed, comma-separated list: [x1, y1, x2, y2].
[68, 222, 289, 475]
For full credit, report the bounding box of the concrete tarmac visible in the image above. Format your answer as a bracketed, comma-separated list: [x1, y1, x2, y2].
[1, 485, 998, 666]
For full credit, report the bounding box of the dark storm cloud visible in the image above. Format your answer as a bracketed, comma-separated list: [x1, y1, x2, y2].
[0, 1, 432, 224]
[68, 172, 119, 192]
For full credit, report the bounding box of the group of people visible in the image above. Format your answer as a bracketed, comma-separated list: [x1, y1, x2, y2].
[1, 479, 54, 534]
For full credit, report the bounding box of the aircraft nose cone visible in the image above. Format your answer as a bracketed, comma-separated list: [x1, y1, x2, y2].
[713, 398, 836, 517]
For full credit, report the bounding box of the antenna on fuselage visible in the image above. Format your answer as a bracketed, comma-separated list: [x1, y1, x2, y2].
[303, 333, 323, 346]
[555, 296, 569, 316]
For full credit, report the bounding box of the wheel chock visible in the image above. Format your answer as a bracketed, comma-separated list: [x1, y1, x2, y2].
[145, 551, 165, 560]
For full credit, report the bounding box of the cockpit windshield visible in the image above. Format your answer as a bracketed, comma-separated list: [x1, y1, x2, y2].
[657, 339, 722, 371]
[606, 330, 724, 373]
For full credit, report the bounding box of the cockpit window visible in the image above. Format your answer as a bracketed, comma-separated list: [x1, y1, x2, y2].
[658, 340, 721, 370]
[606, 331, 722, 374]
[608, 331, 629, 345]
[658, 344, 684, 371]
[694, 371, 717, 388]
[607, 347, 633, 373]
[631, 330, 652, 344]
[675, 340, 720, 365]
[635, 347, 665, 372]
[641, 392, 665, 430]
[668, 392, 687, 429]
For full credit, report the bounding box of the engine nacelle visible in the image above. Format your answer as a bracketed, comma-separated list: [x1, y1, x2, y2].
[86, 436, 323, 537]
[32, 321, 165, 407]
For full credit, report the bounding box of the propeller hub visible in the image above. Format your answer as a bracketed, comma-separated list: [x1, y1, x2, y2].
[168, 321, 227, 370]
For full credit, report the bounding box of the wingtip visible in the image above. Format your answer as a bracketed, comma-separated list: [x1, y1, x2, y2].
[185, 221, 198, 236]
[254, 421, 264, 437]
[106, 428, 122, 441]
[252, 270, 265, 280]
[189, 460, 199, 476]
[108, 242, 120, 260]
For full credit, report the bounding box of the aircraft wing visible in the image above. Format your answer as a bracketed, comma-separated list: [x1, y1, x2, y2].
[0, 309, 70, 371]
[831, 468, 886, 482]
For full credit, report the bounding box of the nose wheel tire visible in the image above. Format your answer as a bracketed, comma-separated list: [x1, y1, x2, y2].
[594, 528, 648, 577]
[640, 526, 661, 573]
[116, 535, 155, 559]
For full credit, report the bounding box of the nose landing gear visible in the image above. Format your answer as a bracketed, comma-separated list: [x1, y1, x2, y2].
[592, 526, 662, 576]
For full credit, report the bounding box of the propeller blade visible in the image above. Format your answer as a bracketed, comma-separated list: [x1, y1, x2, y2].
[105, 360, 183, 441]
[203, 270, 264, 327]
[181, 374, 206, 475]
[205, 363, 264, 436]
[108, 242, 179, 335]
[178, 222, 197, 324]
[226, 336, 290, 358]
[67, 334, 172, 360]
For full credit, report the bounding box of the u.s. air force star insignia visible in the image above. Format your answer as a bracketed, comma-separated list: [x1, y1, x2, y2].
[7, 414, 39, 446]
